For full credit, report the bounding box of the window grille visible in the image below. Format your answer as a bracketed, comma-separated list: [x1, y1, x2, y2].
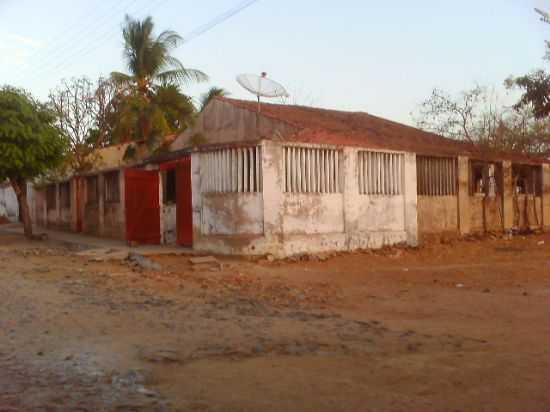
[59, 182, 71, 209]
[104, 171, 120, 203]
[417, 156, 457, 196]
[46, 185, 56, 211]
[284, 146, 343, 193]
[202, 146, 262, 193]
[86, 176, 98, 205]
[358, 151, 403, 195]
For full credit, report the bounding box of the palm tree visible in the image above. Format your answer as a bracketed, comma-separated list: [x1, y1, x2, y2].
[111, 15, 208, 94]
[199, 87, 229, 112]
[109, 15, 207, 149]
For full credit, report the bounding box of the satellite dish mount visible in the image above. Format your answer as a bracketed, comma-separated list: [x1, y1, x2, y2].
[236, 72, 290, 113]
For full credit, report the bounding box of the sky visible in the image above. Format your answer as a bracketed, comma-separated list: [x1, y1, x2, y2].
[0, 0, 549, 126]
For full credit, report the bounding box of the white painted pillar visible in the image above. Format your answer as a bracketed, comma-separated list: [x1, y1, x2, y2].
[262, 140, 284, 254]
[343, 147, 360, 250]
[403, 152, 418, 246]
[191, 152, 202, 242]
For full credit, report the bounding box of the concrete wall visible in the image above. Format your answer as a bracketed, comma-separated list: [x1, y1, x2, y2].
[193, 142, 416, 257]
[202, 193, 264, 236]
[514, 195, 543, 230]
[470, 195, 503, 233]
[34, 171, 125, 240]
[543, 164, 550, 231]
[171, 99, 297, 150]
[282, 194, 344, 235]
[0, 185, 18, 222]
[418, 196, 458, 235]
[162, 204, 177, 244]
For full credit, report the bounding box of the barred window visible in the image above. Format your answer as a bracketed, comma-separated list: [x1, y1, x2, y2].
[417, 156, 457, 196]
[46, 185, 56, 211]
[86, 176, 98, 205]
[358, 151, 403, 195]
[512, 164, 542, 196]
[470, 161, 502, 196]
[202, 146, 262, 193]
[284, 146, 343, 193]
[59, 182, 71, 209]
[104, 171, 120, 203]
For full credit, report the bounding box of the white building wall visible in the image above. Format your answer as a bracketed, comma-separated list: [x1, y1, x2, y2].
[192, 141, 418, 257]
[0, 184, 19, 222]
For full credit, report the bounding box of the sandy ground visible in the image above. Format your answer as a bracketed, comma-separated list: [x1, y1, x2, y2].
[1, 230, 550, 411]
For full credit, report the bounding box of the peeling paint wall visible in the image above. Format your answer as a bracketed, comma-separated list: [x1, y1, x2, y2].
[202, 193, 264, 235]
[194, 142, 416, 257]
[282, 194, 344, 235]
[162, 204, 177, 244]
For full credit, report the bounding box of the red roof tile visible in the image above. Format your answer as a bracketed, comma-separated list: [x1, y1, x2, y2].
[218, 97, 548, 164]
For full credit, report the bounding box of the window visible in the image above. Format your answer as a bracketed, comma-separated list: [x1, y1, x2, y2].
[469, 161, 501, 196]
[512, 164, 543, 196]
[59, 182, 71, 209]
[202, 146, 262, 193]
[86, 176, 98, 205]
[104, 171, 120, 203]
[46, 185, 56, 211]
[417, 156, 457, 196]
[284, 146, 343, 193]
[163, 169, 177, 204]
[358, 151, 403, 195]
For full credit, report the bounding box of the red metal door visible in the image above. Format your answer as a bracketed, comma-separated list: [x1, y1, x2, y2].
[176, 156, 193, 247]
[125, 169, 161, 244]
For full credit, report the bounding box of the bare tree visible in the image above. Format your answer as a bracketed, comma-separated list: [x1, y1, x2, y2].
[413, 86, 550, 155]
[49, 77, 117, 173]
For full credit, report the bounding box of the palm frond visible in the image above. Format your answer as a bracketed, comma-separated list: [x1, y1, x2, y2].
[199, 87, 228, 111]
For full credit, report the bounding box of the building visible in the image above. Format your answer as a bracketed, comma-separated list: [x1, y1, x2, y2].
[0, 182, 19, 222]
[31, 97, 550, 257]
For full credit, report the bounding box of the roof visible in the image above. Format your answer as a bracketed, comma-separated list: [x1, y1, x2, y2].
[217, 97, 548, 164]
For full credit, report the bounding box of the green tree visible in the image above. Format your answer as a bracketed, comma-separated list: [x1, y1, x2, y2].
[0, 87, 67, 238]
[506, 70, 550, 120]
[111, 15, 208, 95]
[109, 15, 207, 149]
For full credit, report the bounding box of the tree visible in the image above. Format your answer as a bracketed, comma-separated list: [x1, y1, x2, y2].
[111, 15, 208, 95]
[414, 86, 550, 155]
[108, 84, 197, 152]
[199, 87, 228, 112]
[109, 15, 207, 149]
[49, 77, 118, 173]
[506, 71, 550, 120]
[505, 10, 550, 121]
[414, 86, 501, 145]
[0, 87, 67, 238]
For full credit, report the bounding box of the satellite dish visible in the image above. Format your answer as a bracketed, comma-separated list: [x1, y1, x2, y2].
[236, 72, 289, 111]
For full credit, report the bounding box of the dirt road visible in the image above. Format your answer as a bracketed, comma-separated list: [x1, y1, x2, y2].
[1, 230, 550, 411]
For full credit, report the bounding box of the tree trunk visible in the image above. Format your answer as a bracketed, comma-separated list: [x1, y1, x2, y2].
[9, 178, 33, 239]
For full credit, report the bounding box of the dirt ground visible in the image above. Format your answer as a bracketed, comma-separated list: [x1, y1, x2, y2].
[1, 230, 550, 412]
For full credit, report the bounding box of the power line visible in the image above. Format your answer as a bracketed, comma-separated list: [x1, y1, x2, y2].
[16, 0, 166, 86]
[11, 0, 141, 84]
[17, 0, 263, 92]
[182, 0, 262, 43]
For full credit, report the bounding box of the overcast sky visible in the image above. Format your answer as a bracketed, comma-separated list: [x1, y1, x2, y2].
[0, 0, 549, 125]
